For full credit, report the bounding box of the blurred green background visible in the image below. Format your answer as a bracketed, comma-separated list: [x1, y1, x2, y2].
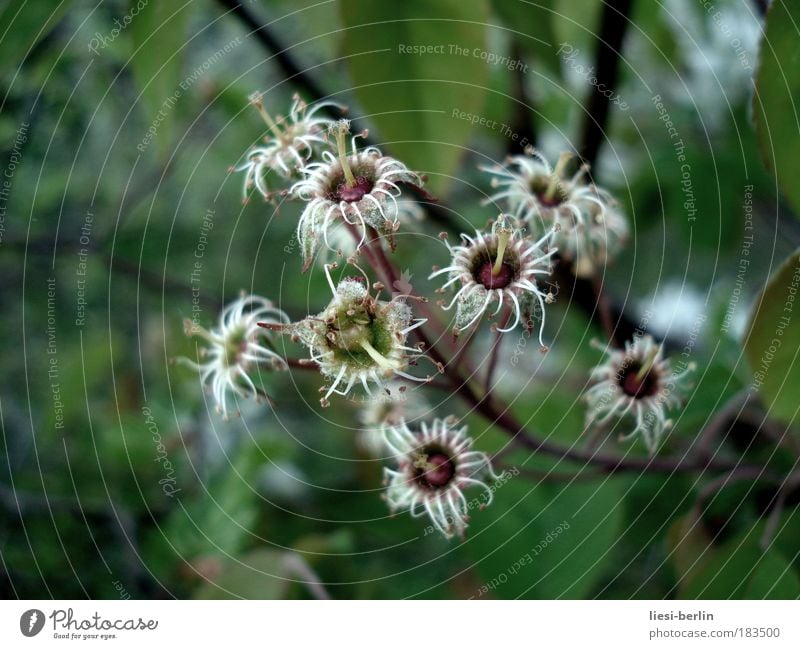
[2, 0, 800, 599]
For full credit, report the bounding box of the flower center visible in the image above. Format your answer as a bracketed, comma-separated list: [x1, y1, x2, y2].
[476, 260, 514, 289]
[335, 175, 373, 202]
[532, 175, 567, 207]
[619, 362, 658, 398]
[223, 330, 248, 367]
[414, 451, 456, 489]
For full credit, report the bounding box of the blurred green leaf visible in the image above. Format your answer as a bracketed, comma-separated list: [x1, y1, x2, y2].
[666, 511, 714, 587]
[146, 441, 262, 577]
[0, 0, 69, 78]
[754, 0, 800, 217]
[194, 549, 294, 599]
[552, 0, 602, 50]
[490, 0, 559, 74]
[681, 520, 800, 599]
[744, 249, 800, 424]
[130, 0, 189, 158]
[465, 476, 624, 598]
[339, 0, 490, 195]
[743, 550, 800, 599]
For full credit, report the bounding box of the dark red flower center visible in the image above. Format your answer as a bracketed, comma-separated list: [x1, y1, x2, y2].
[334, 175, 373, 202]
[476, 261, 514, 290]
[619, 362, 658, 399]
[415, 452, 456, 489]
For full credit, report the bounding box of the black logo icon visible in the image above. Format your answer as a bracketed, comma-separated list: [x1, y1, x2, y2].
[20, 609, 45, 637]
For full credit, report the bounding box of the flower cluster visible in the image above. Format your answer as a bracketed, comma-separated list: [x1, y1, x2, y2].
[482, 149, 628, 277]
[430, 215, 556, 343]
[177, 294, 289, 419]
[173, 93, 703, 552]
[382, 417, 498, 538]
[584, 335, 695, 454]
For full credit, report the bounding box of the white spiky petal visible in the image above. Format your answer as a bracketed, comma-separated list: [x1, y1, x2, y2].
[179, 294, 289, 419]
[584, 335, 695, 454]
[382, 418, 498, 539]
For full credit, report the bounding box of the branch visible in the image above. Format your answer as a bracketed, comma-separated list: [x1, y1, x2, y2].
[507, 40, 537, 154]
[215, 0, 330, 105]
[578, 0, 634, 168]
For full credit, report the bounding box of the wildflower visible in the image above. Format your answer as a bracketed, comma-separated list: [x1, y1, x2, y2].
[262, 264, 432, 406]
[584, 335, 695, 454]
[291, 120, 424, 270]
[481, 149, 627, 275]
[382, 417, 498, 539]
[356, 383, 430, 457]
[177, 294, 289, 419]
[429, 215, 556, 343]
[235, 93, 338, 202]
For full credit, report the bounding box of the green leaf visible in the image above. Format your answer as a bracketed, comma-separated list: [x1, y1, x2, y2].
[0, 0, 70, 78]
[193, 549, 295, 600]
[147, 442, 262, 574]
[339, 0, 490, 196]
[681, 522, 800, 599]
[552, 0, 602, 50]
[744, 250, 800, 424]
[464, 476, 624, 598]
[130, 0, 189, 157]
[490, 0, 560, 74]
[744, 551, 800, 599]
[754, 0, 800, 217]
[666, 511, 714, 587]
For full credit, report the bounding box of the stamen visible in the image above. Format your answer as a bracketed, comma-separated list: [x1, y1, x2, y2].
[492, 225, 512, 276]
[360, 339, 395, 370]
[544, 151, 574, 203]
[635, 345, 660, 382]
[183, 318, 215, 344]
[333, 119, 357, 187]
[249, 92, 283, 140]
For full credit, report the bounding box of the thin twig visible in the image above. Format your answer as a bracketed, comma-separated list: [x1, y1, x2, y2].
[496, 463, 607, 483]
[591, 273, 616, 344]
[284, 554, 332, 600]
[694, 389, 751, 459]
[483, 308, 512, 395]
[215, 0, 330, 106]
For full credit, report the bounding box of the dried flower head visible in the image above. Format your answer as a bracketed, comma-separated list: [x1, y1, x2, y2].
[235, 93, 338, 201]
[265, 264, 432, 406]
[291, 120, 424, 270]
[554, 191, 629, 278]
[429, 215, 556, 343]
[382, 417, 498, 539]
[177, 294, 289, 419]
[584, 335, 695, 454]
[482, 149, 628, 275]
